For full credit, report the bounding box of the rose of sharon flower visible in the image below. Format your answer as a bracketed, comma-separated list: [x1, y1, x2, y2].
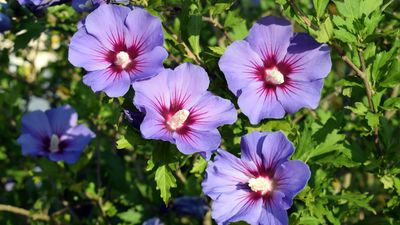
[133, 63, 237, 155]
[17, 0, 66, 12]
[69, 4, 168, 97]
[17, 105, 95, 164]
[202, 131, 310, 225]
[219, 16, 331, 124]
[72, 0, 105, 13]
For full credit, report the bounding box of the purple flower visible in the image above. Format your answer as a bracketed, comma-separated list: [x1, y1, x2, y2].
[143, 218, 163, 225]
[219, 16, 331, 124]
[17, 105, 95, 164]
[123, 108, 145, 130]
[68, 4, 168, 97]
[133, 63, 237, 155]
[72, 0, 105, 12]
[0, 13, 11, 32]
[171, 196, 208, 218]
[17, 0, 66, 12]
[202, 131, 310, 225]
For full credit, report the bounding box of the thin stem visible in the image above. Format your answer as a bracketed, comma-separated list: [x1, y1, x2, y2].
[288, 0, 319, 30]
[202, 16, 234, 42]
[0, 204, 50, 221]
[163, 24, 202, 65]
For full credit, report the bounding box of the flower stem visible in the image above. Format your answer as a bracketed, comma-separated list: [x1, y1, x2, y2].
[202, 16, 234, 42]
[0, 204, 50, 221]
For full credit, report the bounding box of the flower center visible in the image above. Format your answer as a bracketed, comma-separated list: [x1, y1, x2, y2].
[167, 109, 190, 130]
[49, 134, 60, 153]
[115, 51, 131, 69]
[248, 177, 273, 195]
[265, 67, 284, 85]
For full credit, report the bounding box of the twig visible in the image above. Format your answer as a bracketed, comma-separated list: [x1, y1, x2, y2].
[0, 204, 50, 221]
[288, 0, 319, 30]
[163, 24, 202, 65]
[202, 16, 234, 42]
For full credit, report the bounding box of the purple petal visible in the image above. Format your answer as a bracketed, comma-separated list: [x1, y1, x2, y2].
[258, 191, 288, 225]
[218, 40, 264, 95]
[211, 188, 262, 224]
[129, 46, 168, 82]
[240, 131, 266, 168]
[188, 92, 237, 131]
[276, 79, 324, 113]
[61, 124, 95, 153]
[45, 105, 77, 135]
[246, 16, 292, 63]
[133, 69, 171, 114]
[274, 160, 310, 209]
[260, 132, 294, 171]
[124, 8, 164, 52]
[21, 110, 52, 139]
[17, 134, 47, 156]
[237, 82, 285, 124]
[140, 112, 174, 142]
[284, 33, 331, 82]
[202, 149, 255, 200]
[84, 4, 131, 50]
[167, 63, 210, 109]
[83, 69, 131, 97]
[48, 152, 82, 164]
[173, 129, 221, 155]
[68, 28, 111, 71]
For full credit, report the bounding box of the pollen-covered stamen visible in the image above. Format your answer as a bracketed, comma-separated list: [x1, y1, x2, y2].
[49, 134, 60, 153]
[248, 176, 273, 195]
[167, 109, 190, 130]
[265, 67, 284, 85]
[115, 51, 131, 69]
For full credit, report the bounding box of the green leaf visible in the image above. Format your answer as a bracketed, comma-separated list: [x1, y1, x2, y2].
[315, 17, 333, 42]
[334, 28, 357, 43]
[361, 0, 383, 16]
[345, 102, 369, 115]
[187, 4, 202, 57]
[155, 165, 177, 204]
[383, 97, 400, 110]
[118, 209, 142, 223]
[208, 46, 226, 56]
[190, 157, 207, 177]
[365, 112, 380, 129]
[313, 0, 330, 18]
[381, 60, 400, 87]
[334, 0, 360, 19]
[327, 191, 375, 213]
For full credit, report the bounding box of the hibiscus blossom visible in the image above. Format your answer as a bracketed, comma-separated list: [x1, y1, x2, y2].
[69, 4, 167, 97]
[219, 16, 331, 124]
[132, 63, 237, 155]
[202, 131, 310, 225]
[17, 105, 95, 164]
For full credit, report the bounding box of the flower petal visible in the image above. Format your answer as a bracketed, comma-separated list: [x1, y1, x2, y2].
[133, 69, 171, 114]
[260, 131, 294, 171]
[237, 82, 285, 124]
[274, 160, 310, 209]
[276, 79, 324, 113]
[61, 124, 95, 153]
[49, 152, 82, 164]
[173, 129, 221, 155]
[258, 191, 288, 225]
[284, 33, 331, 82]
[129, 46, 167, 82]
[202, 149, 255, 199]
[140, 111, 174, 143]
[84, 4, 131, 50]
[167, 63, 210, 109]
[102, 70, 131, 97]
[211, 188, 263, 225]
[240, 131, 266, 169]
[188, 92, 237, 131]
[68, 28, 110, 71]
[21, 110, 52, 139]
[247, 16, 292, 63]
[219, 40, 264, 95]
[17, 134, 47, 156]
[45, 105, 77, 135]
[124, 8, 165, 52]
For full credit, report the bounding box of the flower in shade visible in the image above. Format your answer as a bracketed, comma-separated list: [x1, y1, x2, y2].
[17, 105, 95, 164]
[72, 0, 105, 13]
[202, 131, 310, 225]
[133, 63, 237, 155]
[0, 13, 11, 33]
[171, 196, 208, 219]
[17, 0, 66, 13]
[69, 4, 168, 97]
[219, 16, 331, 124]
